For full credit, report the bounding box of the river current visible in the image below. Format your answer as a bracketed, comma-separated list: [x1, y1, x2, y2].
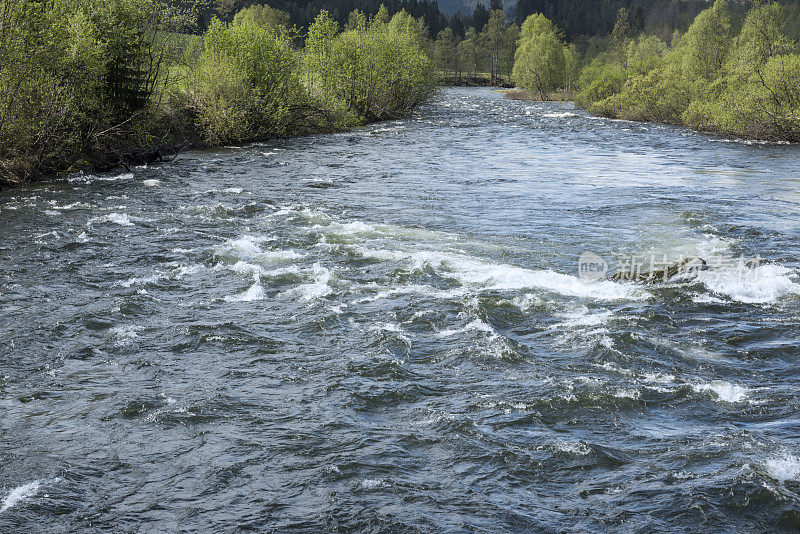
[2, 87, 800, 532]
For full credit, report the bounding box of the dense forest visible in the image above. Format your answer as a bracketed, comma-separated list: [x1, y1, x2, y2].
[197, 0, 800, 42]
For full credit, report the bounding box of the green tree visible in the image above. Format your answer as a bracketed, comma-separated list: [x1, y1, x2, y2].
[512, 13, 566, 99]
[458, 26, 481, 77]
[501, 23, 520, 81]
[563, 43, 579, 91]
[481, 9, 505, 83]
[434, 27, 459, 77]
[232, 4, 289, 32]
[611, 8, 631, 76]
[191, 16, 298, 143]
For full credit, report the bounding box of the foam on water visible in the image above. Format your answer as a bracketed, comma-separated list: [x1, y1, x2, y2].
[119, 273, 162, 287]
[292, 263, 332, 301]
[354, 247, 648, 301]
[317, 220, 376, 236]
[764, 454, 800, 482]
[109, 325, 142, 345]
[225, 282, 265, 302]
[554, 308, 615, 328]
[543, 112, 580, 119]
[436, 318, 495, 337]
[696, 264, 800, 304]
[216, 236, 303, 266]
[370, 322, 411, 344]
[613, 388, 641, 400]
[551, 441, 592, 456]
[360, 479, 388, 490]
[227, 236, 265, 256]
[1, 480, 41, 513]
[48, 201, 91, 210]
[88, 213, 134, 226]
[692, 380, 751, 403]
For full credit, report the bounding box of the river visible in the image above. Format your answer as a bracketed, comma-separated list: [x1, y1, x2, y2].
[2, 87, 800, 531]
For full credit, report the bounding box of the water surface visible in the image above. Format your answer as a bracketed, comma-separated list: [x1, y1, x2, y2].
[2, 87, 800, 531]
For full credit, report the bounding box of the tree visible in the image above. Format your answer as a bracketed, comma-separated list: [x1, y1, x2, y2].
[434, 27, 460, 77]
[611, 8, 631, 76]
[512, 13, 566, 98]
[679, 0, 732, 84]
[501, 23, 520, 81]
[458, 26, 482, 77]
[232, 4, 289, 32]
[472, 3, 490, 32]
[563, 43, 579, 91]
[481, 9, 505, 83]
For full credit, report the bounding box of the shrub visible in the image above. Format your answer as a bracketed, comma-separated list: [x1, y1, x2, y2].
[190, 17, 299, 143]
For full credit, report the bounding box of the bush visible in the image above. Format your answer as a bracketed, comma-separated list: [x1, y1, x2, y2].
[575, 0, 800, 140]
[0, 0, 439, 183]
[576, 57, 625, 108]
[190, 17, 299, 143]
[302, 10, 436, 122]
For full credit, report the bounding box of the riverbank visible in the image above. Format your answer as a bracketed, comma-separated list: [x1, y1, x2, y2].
[0, 5, 436, 187]
[573, 1, 800, 144]
[439, 74, 514, 88]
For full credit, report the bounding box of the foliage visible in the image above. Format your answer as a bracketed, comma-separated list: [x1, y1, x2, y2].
[0, 0, 185, 182]
[0, 0, 438, 184]
[302, 9, 436, 121]
[512, 13, 566, 98]
[190, 16, 299, 143]
[576, 0, 800, 141]
[232, 4, 289, 31]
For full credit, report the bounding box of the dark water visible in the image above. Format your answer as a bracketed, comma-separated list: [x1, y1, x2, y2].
[2, 87, 800, 532]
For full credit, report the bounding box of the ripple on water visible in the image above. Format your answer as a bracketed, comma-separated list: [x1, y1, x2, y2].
[3, 87, 800, 532]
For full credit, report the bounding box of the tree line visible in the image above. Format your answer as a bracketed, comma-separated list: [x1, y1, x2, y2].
[575, 0, 800, 140]
[0, 0, 436, 184]
[432, 9, 519, 83]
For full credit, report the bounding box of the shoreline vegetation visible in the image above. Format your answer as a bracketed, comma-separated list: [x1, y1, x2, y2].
[0, 1, 436, 186]
[436, 0, 800, 142]
[3, 0, 800, 186]
[507, 1, 800, 142]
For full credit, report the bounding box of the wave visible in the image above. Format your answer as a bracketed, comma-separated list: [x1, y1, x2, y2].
[109, 325, 142, 345]
[764, 454, 800, 482]
[291, 263, 332, 301]
[542, 112, 580, 119]
[692, 380, 751, 403]
[696, 264, 800, 304]
[216, 236, 304, 263]
[88, 213, 134, 226]
[1, 480, 42, 513]
[224, 281, 265, 302]
[352, 246, 647, 301]
[436, 318, 495, 337]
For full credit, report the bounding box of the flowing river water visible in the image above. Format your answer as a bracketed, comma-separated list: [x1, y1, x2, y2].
[2, 87, 800, 532]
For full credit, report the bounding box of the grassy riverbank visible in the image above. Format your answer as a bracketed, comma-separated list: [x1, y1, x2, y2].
[439, 73, 514, 88]
[0, 1, 435, 186]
